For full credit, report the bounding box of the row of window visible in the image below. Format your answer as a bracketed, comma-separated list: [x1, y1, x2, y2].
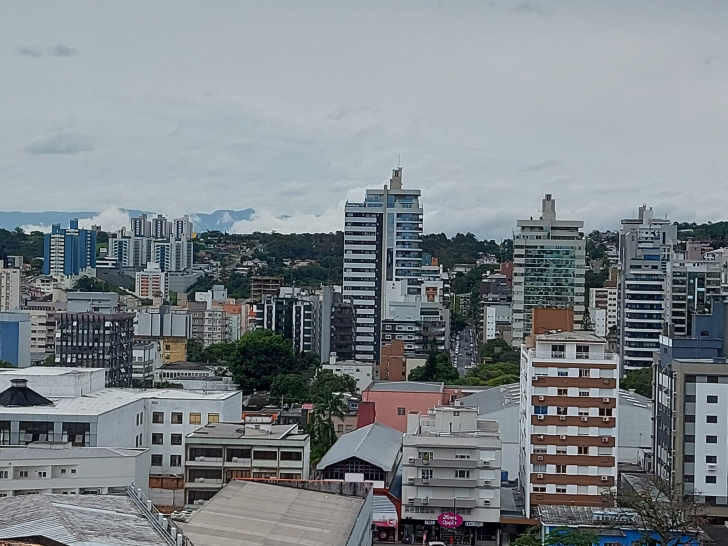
[151, 412, 219, 425]
[533, 406, 613, 416]
[0, 468, 76, 479]
[533, 446, 612, 455]
[152, 454, 182, 467]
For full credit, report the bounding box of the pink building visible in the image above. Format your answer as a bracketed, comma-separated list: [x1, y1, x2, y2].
[361, 382, 448, 432]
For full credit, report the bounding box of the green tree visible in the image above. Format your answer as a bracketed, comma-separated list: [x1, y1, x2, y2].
[515, 526, 598, 546]
[0, 360, 14, 368]
[270, 373, 310, 404]
[460, 361, 520, 386]
[186, 339, 206, 362]
[41, 355, 55, 367]
[408, 343, 460, 383]
[309, 389, 347, 464]
[622, 367, 652, 398]
[480, 338, 519, 364]
[227, 330, 304, 393]
[311, 369, 357, 397]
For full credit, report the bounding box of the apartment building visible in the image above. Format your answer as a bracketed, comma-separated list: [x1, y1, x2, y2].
[519, 331, 619, 514]
[654, 298, 728, 517]
[188, 302, 225, 347]
[343, 168, 423, 362]
[43, 220, 97, 279]
[0, 312, 31, 368]
[132, 341, 161, 387]
[0, 443, 149, 497]
[183, 419, 310, 504]
[400, 406, 502, 545]
[0, 367, 242, 476]
[321, 355, 374, 392]
[0, 262, 20, 312]
[512, 195, 586, 347]
[250, 276, 283, 302]
[134, 305, 190, 364]
[23, 301, 66, 360]
[588, 285, 617, 337]
[665, 256, 722, 337]
[254, 289, 318, 353]
[135, 262, 169, 300]
[618, 205, 676, 370]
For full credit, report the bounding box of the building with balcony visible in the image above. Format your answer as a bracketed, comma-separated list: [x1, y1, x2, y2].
[254, 288, 319, 353]
[400, 406, 502, 545]
[132, 341, 161, 387]
[22, 300, 66, 361]
[187, 302, 225, 347]
[512, 195, 586, 347]
[0, 443, 149, 497]
[588, 285, 617, 337]
[618, 205, 676, 370]
[0, 262, 20, 313]
[183, 419, 310, 505]
[250, 275, 283, 302]
[135, 262, 168, 301]
[519, 331, 619, 514]
[43, 220, 97, 279]
[665, 255, 722, 338]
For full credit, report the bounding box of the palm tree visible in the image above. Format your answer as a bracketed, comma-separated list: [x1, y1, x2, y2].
[309, 390, 347, 464]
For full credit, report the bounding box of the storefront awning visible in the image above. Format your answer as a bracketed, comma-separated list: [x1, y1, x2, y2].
[373, 495, 398, 527]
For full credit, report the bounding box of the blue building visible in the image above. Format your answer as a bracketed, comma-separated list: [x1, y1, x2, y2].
[0, 312, 31, 367]
[539, 505, 699, 546]
[43, 220, 97, 277]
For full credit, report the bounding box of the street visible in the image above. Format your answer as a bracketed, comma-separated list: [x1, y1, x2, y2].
[451, 324, 477, 378]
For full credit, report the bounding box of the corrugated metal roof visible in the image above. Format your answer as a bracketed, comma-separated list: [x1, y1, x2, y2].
[316, 422, 403, 471]
[366, 381, 443, 393]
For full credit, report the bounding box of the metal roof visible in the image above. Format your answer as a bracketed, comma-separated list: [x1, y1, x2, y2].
[317, 422, 403, 471]
[181, 480, 367, 546]
[535, 332, 606, 343]
[365, 381, 443, 393]
[0, 445, 145, 461]
[0, 494, 167, 546]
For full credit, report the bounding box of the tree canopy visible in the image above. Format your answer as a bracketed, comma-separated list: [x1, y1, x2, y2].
[621, 367, 652, 398]
[408, 343, 460, 383]
[515, 526, 598, 546]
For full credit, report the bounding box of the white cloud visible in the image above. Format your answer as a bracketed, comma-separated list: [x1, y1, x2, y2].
[76, 207, 130, 233]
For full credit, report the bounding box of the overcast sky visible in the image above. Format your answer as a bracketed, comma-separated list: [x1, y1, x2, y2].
[2, 0, 728, 239]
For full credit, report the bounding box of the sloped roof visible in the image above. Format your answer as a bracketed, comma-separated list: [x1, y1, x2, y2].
[317, 422, 403, 471]
[0, 494, 167, 546]
[0, 381, 53, 408]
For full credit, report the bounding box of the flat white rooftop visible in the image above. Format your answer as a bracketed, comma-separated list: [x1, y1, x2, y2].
[0, 444, 145, 460]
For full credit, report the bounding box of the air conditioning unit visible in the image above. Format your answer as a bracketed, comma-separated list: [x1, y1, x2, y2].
[196, 457, 205, 462]
[601, 476, 609, 482]
[708, 464, 717, 471]
[406, 477, 415, 484]
[407, 498, 414, 504]
[602, 417, 610, 422]
[602, 437, 609, 443]
[538, 396, 545, 401]
[422, 498, 429, 505]
[559, 416, 566, 421]
[483, 499, 491, 505]
[560, 435, 567, 440]
[603, 379, 610, 384]
[422, 478, 430, 484]
[537, 473, 544, 479]
[484, 480, 491, 485]
[195, 478, 205, 483]
[601, 497, 609, 503]
[408, 457, 415, 463]
[537, 456, 544, 461]
[602, 398, 610, 403]
[581, 417, 588, 422]
[537, 415, 545, 420]
[231, 457, 239, 462]
[537, 435, 544, 440]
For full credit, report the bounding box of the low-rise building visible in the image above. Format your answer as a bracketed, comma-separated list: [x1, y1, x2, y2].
[0, 443, 149, 497]
[400, 406, 502, 544]
[0, 312, 31, 368]
[322, 355, 374, 393]
[183, 419, 310, 504]
[134, 305, 189, 364]
[362, 382, 448, 432]
[132, 341, 161, 387]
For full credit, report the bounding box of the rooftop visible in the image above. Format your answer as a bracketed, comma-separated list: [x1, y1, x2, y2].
[365, 381, 443, 393]
[187, 422, 307, 441]
[0, 443, 146, 461]
[158, 361, 225, 371]
[317, 422, 403, 471]
[181, 480, 368, 546]
[0, 367, 93, 378]
[535, 332, 606, 343]
[0, 493, 167, 546]
[538, 505, 638, 527]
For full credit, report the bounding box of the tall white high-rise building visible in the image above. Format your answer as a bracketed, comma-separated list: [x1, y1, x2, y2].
[343, 168, 423, 361]
[519, 331, 619, 514]
[0, 263, 20, 312]
[617, 206, 676, 370]
[512, 195, 586, 347]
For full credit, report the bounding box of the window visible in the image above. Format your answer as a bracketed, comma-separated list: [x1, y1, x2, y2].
[455, 454, 471, 459]
[551, 344, 566, 358]
[19, 470, 28, 478]
[599, 408, 613, 417]
[557, 407, 567, 415]
[170, 455, 182, 467]
[152, 433, 164, 445]
[555, 465, 567, 474]
[707, 455, 717, 463]
[558, 369, 568, 377]
[556, 486, 567, 493]
[60, 469, 66, 474]
[684, 455, 694, 462]
[190, 413, 201, 425]
[578, 408, 589, 416]
[579, 369, 590, 378]
[171, 434, 182, 445]
[707, 436, 718, 444]
[0, 471, 7, 479]
[165, 344, 171, 350]
[557, 388, 568, 396]
[706, 476, 717, 484]
[533, 448, 547, 454]
[533, 486, 546, 493]
[556, 446, 567, 454]
[707, 415, 718, 424]
[337, 424, 344, 433]
[534, 406, 548, 415]
[707, 395, 718, 404]
[171, 413, 183, 424]
[151, 455, 163, 466]
[533, 464, 546, 472]
[579, 390, 590, 397]
[397, 407, 406, 416]
[455, 470, 470, 479]
[207, 413, 219, 424]
[253, 451, 278, 460]
[576, 345, 589, 359]
[37, 471, 47, 478]
[152, 412, 164, 424]
[71, 469, 76, 474]
[578, 446, 589, 455]
[280, 451, 302, 461]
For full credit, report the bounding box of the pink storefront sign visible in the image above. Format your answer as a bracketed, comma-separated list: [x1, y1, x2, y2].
[437, 513, 463, 529]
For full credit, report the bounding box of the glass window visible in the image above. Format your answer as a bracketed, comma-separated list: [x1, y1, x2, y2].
[171, 413, 183, 424]
[253, 451, 278, 460]
[557, 407, 567, 415]
[152, 412, 164, 424]
[190, 413, 201, 425]
[455, 469, 470, 479]
[151, 454, 163, 466]
[707, 455, 717, 463]
[557, 388, 568, 396]
[208, 413, 219, 424]
[707, 415, 718, 424]
[555, 465, 567, 473]
[534, 406, 548, 415]
[707, 436, 718, 444]
[397, 407, 406, 416]
[280, 451, 302, 461]
[170, 455, 182, 467]
[152, 433, 164, 445]
[707, 395, 718, 404]
[706, 476, 717, 484]
[171, 434, 182, 445]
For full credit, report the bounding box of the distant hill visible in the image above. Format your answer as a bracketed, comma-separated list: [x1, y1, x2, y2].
[0, 209, 255, 233]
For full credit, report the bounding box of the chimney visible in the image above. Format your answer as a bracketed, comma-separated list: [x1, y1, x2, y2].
[10, 379, 28, 389]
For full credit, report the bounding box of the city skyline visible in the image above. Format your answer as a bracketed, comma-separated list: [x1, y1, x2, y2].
[2, 1, 728, 238]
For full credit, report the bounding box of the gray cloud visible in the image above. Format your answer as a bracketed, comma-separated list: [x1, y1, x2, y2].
[516, 159, 563, 173]
[25, 132, 93, 155]
[47, 43, 76, 57]
[16, 46, 43, 57]
[510, 1, 550, 15]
